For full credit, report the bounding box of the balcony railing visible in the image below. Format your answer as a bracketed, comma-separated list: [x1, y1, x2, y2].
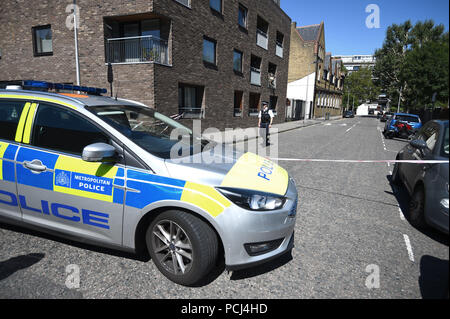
[250, 67, 261, 86]
[106, 35, 169, 65]
[256, 29, 268, 50]
[179, 107, 204, 119]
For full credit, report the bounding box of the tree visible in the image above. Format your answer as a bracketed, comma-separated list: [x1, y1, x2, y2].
[402, 33, 449, 110]
[343, 67, 380, 109]
[374, 20, 448, 111]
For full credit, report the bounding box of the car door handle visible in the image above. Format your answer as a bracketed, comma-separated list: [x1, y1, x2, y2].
[23, 160, 47, 172]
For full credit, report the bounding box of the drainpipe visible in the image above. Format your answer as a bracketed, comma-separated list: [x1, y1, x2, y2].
[73, 0, 81, 86]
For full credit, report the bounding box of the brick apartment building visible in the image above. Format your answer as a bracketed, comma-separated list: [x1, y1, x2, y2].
[286, 21, 344, 120]
[0, 0, 291, 130]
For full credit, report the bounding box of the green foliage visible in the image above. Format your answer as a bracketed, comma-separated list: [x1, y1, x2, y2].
[373, 19, 449, 110]
[343, 67, 380, 107]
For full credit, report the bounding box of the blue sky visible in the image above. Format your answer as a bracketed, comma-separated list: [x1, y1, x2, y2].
[281, 0, 449, 56]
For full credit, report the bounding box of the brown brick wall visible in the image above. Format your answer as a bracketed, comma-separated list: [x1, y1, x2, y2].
[0, 0, 290, 131]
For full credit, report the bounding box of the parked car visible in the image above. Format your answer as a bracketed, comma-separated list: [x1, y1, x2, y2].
[0, 81, 298, 286]
[384, 113, 422, 138]
[380, 112, 393, 122]
[343, 110, 355, 118]
[391, 120, 449, 234]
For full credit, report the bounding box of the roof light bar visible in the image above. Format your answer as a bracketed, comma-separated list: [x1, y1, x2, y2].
[23, 80, 107, 95]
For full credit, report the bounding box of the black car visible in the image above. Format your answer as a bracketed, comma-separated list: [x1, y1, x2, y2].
[392, 120, 449, 233]
[380, 112, 393, 122]
[344, 110, 355, 118]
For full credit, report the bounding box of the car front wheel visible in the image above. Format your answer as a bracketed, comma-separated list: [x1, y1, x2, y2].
[409, 186, 427, 229]
[146, 210, 219, 286]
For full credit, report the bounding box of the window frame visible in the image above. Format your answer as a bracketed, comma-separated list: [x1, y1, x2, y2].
[203, 36, 217, 68]
[233, 49, 244, 75]
[238, 4, 248, 30]
[32, 24, 53, 57]
[210, 0, 223, 14]
[29, 102, 113, 157]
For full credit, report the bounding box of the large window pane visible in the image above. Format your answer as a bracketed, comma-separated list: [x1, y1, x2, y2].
[233, 50, 243, 72]
[0, 101, 25, 141]
[203, 38, 216, 65]
[210, 0, 222, 12]
[33, 25, 52, 55]
[238, 5, 247, 28]
[32, 104, 109, 155]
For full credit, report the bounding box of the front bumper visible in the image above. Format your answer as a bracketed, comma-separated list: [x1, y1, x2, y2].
[217, 178, 298, 270]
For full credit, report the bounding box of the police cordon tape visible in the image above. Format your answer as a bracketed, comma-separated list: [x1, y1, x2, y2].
[269, 158, 449, 164]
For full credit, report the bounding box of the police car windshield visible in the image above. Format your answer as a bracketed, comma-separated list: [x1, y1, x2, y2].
[87, 105, 208, 159]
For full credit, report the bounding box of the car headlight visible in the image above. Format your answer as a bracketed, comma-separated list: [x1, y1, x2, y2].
[217, 187, 286, 211]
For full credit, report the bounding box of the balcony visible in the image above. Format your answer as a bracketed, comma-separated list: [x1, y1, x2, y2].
[106, 35, 169, 65]
[179, 107, 204, 119]
[250, 67, 261, 86]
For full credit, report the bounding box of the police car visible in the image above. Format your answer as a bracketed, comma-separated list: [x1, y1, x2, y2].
[0, 81, 297, 286]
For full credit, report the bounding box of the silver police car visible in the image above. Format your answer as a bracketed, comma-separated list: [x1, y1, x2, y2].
[0, 81, 297, 286]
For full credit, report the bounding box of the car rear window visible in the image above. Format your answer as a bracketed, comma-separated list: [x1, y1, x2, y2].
[396, 115, 420, 123]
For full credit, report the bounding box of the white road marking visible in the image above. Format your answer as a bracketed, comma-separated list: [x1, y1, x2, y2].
[346, 121, 360, 133]
[399, 208, 406, 221]
[403, 234, 415, 262]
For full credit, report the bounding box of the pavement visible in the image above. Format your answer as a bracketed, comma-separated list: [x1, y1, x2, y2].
[0, 116, 448, 299]
[202, 116, 343, 144]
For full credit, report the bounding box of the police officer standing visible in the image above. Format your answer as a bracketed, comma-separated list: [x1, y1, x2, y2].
[258, 101, 274, 147]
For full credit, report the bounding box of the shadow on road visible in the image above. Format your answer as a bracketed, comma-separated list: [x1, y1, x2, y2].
[0, 253, 45, 281]
[0, 222, 151, 263]
[419, 255, 449, 299]
[385, 176, 449, 246]
[230, 251, 293, 281]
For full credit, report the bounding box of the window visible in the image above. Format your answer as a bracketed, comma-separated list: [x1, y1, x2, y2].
[250, 55, 262, 86]
[31, 103, 109, 155]
[276, 32, 284, 58]
[210, 0, 222, 13]
[179, 84, 204, 118]
[203, 37, 217, 66]
[234, 91, 244, 117]
[0, 100, 25, 141]
[249, 93, 260, 116]
[32, 25, 53, 56]
[268, 63, 277, 88]
[174, 0, 191, 7]
[256, 16, 269, 50]
[238, 4, 248, 29]
[269, 96, 278, 112]
[233, 50, 243, 73]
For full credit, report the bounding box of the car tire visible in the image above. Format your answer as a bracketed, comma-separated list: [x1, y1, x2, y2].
[409, 186, 427, 229]
[391, 162, 402, 186]
[146, 210, 218, 286]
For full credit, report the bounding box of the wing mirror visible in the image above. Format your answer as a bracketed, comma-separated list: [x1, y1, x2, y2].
[82, 143, 117, 162]
[409, 139, 428, 150]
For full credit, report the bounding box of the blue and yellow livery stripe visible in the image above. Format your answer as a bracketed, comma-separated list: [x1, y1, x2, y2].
[0, 142, 9, 181]
[15, 102, 31, 143]
[53, 155, 119, 202]
[221, 152, 289, 196]
[180, 182, 231, 218]
[0, 143, 18, 182]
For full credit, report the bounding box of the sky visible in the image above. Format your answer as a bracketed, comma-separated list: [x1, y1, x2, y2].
[281, 0, 449, 56]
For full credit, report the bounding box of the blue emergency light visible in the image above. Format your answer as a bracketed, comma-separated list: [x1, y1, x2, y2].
[23, 80, 107, 95]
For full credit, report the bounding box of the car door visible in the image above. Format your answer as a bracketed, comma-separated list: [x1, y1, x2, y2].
[15, 101, 125, 246]
[0, 99, 27, 221]
[403, 123, 438, 191]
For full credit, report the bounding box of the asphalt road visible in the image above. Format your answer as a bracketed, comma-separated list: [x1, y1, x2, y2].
[0, 116, 448, 299]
